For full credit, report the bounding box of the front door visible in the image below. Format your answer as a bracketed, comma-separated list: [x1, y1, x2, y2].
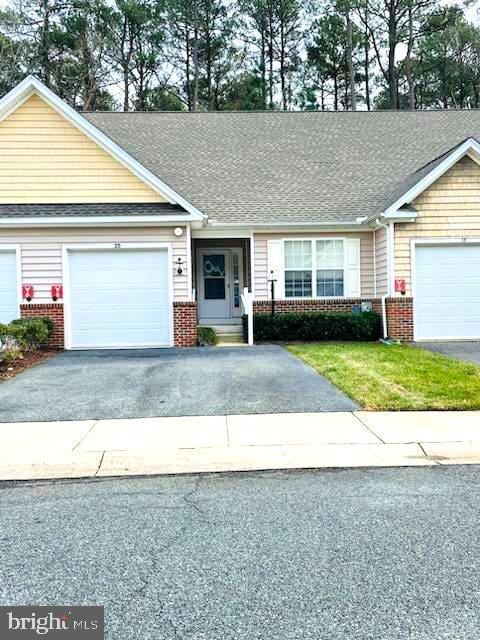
[197, 249, 243, 322]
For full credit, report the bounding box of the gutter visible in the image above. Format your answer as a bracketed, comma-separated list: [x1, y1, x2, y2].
[207, 220, 364, 228]
[0, 215, 200, 227]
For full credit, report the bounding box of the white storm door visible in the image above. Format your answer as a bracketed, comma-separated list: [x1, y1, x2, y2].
[0, 249, 18, 323]
[414, 243, 480, 340]
[68, 247, 171, 349]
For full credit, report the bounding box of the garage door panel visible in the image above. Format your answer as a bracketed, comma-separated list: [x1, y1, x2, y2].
[69, 249, 171, 348]
[0, 250, 18, 323]
[415, 244, 480, 340]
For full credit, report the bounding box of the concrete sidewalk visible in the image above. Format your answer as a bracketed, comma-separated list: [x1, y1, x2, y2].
[1, 411, 480, 480]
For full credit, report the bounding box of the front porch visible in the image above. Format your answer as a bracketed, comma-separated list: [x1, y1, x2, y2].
[192, 238, 251, 342]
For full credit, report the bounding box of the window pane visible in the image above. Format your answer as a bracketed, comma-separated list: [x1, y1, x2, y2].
[205, 278, 226, 299]
[285, 270, 312, 297]
[317, 240, 343, 269]
[203, 254, 225, 277]
[316, 269, 344, 297]
[285, 241, 312, 269]
[232, 253, 240, 308]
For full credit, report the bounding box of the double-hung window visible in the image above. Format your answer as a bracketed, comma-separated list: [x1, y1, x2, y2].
[284, 240, 312, 297]
[316, 239, 344, 297]
[284, 239, 345, 298]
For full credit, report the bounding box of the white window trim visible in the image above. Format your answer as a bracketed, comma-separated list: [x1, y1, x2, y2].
[282, 237, 349, 300]
[0, 244, 22, 318]
[62, 242, 174, 350]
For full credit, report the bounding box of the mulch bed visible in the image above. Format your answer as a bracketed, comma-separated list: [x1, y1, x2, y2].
[0, 350, 57, 383]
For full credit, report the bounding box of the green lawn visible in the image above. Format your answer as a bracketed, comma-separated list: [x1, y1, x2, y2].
[288, 342, 480, 411]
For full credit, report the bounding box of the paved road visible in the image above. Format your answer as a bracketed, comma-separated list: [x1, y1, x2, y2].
[0, 345, 356, 422]
[1, 466, 479, 639]
[418, 341, 480, 365]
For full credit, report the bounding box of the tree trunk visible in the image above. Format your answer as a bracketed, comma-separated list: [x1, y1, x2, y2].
[40, 0, 51, 87]
[345, 9, 356, 111]
[121, 16, 130, 112]
[205, 7, 213, 110]
[268, 10, 274, 109]
[363, 10, 370, 110]
[279, 16, 287, 109]
[405, 4, 415, 110]
[185, 29, 192, 111]
[192, 22, 199, 111]
[260, 24, 267, 109]
[388, 4, 398, 109]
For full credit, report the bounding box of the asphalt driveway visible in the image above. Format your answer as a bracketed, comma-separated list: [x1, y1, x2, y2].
[418, 341, 480, 366]
[0, 345, 356, 422]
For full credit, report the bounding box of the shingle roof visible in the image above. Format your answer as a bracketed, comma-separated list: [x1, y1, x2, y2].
[82, 110, 480, 225]
[0, 203, 187, 218]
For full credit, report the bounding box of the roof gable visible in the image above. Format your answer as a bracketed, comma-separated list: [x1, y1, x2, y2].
[383, 137, 480, 218]
[0, 93, 167, 204]
[0, 77, 204, 219]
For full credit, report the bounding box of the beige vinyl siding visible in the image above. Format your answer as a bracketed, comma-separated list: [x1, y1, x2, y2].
[395, 156, 480, 295]
[0, 94, 166, 204]
[0, 227, 189, 303]
[253, 232, 375, 298]
[374, 227, 388, 296]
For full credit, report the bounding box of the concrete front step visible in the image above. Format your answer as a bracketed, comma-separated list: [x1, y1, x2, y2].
[207, 324, 243, 335]
[216, 333, 244, 344]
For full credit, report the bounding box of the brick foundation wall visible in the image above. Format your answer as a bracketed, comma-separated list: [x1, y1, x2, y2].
[20, 303, 64, 349]
[385, 297, 414, 342]
[253, 298, 383, 315]
[173, 302, 197, 347]
[252, 297, 413, 342]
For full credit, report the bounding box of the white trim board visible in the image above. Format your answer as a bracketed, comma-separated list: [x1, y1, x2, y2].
[0, 76, 205, 221]
[384, 138, 480, 217]
[62, 242, 174, 350]
[0, 215, 198, 227]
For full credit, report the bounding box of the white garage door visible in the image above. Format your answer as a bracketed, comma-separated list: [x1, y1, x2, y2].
[415, 244, 480, 340]
[0, 250, 18, 323]
[68, 248, 171, 348]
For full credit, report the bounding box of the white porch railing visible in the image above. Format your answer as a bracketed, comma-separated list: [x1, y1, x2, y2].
[241, 287, 254, 346]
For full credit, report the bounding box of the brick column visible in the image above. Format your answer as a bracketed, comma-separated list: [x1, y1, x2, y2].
[173, 302, 197, 347]
[385, 297, 414, 341]
[20, 303, 64, 349]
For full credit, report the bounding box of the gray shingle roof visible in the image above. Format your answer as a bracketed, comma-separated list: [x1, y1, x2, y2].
[0, 203, 187, 218]
[81, 110, 480, 225]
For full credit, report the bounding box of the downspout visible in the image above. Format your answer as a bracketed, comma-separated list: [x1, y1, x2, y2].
[375, 218, 392, 339]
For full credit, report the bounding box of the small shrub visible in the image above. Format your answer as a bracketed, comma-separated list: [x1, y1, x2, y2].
[38, 316, 55, 338]
[0, 336, 22, 365]
[197, 326, 218, 346]
[243, 311, 382, 343]
[0, 317, 53, 351]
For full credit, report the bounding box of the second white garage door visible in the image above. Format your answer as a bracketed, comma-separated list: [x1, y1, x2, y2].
[414, 243, 480, 340]
[68, 248, 172, 349]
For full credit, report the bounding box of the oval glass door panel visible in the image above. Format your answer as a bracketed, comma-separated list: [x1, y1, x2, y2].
[204, 254, 226, 299]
